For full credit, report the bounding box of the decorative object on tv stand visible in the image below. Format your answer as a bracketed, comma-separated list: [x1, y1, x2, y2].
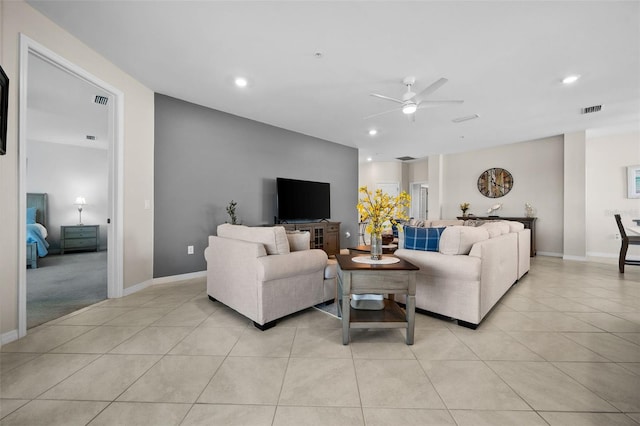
[460, 202, 470, 217]
[226, 200, 239, 224]
[486, 203, 502, 216]
[74, 197, 86, 225]
[357, 186, 410, 260]
[477, 167, 513, 198]
[525, 202, 534, 218]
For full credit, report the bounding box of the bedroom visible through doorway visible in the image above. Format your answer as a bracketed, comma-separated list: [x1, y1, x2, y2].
[25, 51, 110, 329]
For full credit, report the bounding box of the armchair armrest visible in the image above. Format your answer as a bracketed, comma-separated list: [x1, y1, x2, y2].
[257, 249, 328, 282]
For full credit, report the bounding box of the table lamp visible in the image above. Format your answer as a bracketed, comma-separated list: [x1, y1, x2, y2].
[74, 196, 86, 225]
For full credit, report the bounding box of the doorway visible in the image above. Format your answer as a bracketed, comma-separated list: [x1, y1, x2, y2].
[18, 35, 124, 337]
[410, 182, 428, 220]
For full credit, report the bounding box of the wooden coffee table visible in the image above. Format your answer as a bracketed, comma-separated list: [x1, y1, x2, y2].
[348, 244, 398, 255]
[335, 254, 418, 345]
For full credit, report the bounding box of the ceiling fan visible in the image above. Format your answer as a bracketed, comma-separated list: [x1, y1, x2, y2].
[365, 76, 463, 120]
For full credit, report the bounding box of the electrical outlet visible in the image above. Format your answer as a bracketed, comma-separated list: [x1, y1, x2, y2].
[614, 233, 621, 240]
[187, 245, 194, 254]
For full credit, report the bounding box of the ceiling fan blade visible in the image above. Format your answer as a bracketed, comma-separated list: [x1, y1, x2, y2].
[370, 93, 404, 104]
[364, 107, 401, 120]
[417, 100, 464, 109]
[413, 78, 448, 103]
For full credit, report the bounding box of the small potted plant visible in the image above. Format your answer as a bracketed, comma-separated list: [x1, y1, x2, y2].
[226, 200, 239, 225]
[460, 202, 470, 217]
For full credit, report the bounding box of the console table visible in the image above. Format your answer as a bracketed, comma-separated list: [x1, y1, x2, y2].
[458, 216, 537, 257]
[335, 254, 418, 345]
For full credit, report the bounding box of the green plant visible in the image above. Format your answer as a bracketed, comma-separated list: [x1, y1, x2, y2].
[226, 200, 238, 224]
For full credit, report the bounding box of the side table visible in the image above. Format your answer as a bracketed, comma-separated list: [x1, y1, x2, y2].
[60, 225, 100, 254]
[335, 254, 418, 345]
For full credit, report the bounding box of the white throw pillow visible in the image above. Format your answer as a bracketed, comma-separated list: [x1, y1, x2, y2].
[439, 226, 490, 255]
[499, 220, 525, 232]
[217, 224, 290, 255]
[480, 222, 509, 238]
[286, 231, 310, 252]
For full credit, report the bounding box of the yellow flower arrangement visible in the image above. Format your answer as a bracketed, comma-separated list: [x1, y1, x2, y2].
[357, 186, 411, 237]
[460, 202, 470, 215]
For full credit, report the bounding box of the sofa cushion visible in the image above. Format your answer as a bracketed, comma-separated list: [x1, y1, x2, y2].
[404, 226, 446, 251]
[480, 222, 509, 238]
[439, 226, 490, 255]
[286, 231, 310, 252]
[217, 224, 290, 255]
[430, 219, 464, 227]
[499, 220, 525, 232]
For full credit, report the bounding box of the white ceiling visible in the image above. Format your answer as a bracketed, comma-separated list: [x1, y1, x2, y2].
[27, 1, 640, 162]
[27, 52, 110, 150]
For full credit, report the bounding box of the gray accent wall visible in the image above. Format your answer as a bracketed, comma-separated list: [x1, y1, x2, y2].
[154, 94, 359, 278]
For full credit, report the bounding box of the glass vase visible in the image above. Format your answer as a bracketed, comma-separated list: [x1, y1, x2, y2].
[370, 234, 383, 261]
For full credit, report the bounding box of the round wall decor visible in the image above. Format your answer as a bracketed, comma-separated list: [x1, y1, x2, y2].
[477, 167, 513, 198]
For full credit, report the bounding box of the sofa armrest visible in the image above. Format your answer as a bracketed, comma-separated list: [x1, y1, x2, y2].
[257, 249, 328, 282]
[205, 235, 267, 263]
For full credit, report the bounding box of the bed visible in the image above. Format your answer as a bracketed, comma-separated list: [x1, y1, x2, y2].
[26, 192, 49, 269]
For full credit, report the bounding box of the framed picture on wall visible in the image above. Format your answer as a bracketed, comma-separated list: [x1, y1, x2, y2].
[0, 64, 8, 156]
[628, 165, 640, 198]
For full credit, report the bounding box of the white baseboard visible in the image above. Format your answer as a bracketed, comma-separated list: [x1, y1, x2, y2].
[588, 251, 640, 261]
[563, 255, 588, 262]
[153, 270, 206, 285]
[1, 329, 19, 346]
[119, 271, 206, 298]
[536, 251, 563, 257]
[123, 279, 154, 296]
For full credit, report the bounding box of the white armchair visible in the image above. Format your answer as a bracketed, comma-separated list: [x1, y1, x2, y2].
[204, 224, 335, 330]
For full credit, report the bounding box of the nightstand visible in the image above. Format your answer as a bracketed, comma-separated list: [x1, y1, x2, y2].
[60, 225, 100, 254]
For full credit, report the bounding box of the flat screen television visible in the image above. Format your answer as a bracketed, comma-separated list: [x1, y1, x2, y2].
[276, 177, 330, 221]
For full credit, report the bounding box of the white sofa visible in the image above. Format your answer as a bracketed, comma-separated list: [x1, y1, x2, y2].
[394, 220, 530, 328]
[204, 224, 336, 330]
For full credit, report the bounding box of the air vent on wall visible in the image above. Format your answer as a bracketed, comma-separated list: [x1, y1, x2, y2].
[86, 135, 96, 141]
[582, 105, 602, 114]
[396, 156, 416, 161]
[94, 95, 108, 105]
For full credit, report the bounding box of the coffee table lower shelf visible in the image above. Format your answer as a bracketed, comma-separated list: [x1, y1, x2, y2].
[347, 299, 408, 327]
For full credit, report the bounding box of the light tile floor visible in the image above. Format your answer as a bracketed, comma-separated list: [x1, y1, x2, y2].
[1, 256, 639, 425]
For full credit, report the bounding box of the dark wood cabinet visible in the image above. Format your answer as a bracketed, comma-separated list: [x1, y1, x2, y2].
[457, 216, 537, 257]
[282, 221, 340, 256]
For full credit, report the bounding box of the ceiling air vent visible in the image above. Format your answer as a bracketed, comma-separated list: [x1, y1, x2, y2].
[86, 135, 96, 141]
[582, 105, 602, 114]
[396, 156, 416, 161]
[94, 95, 109, 106]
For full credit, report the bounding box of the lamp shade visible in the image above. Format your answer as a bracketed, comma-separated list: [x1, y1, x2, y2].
[74, 197, 86, 206]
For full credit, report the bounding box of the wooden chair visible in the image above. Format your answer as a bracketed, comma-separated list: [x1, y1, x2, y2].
[614, 214, 640, 273]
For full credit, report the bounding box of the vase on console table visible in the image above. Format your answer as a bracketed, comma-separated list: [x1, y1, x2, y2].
[370, 234, 383, 261]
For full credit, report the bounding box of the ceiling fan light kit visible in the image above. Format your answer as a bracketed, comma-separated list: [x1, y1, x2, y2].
[367, 76, 463, 120]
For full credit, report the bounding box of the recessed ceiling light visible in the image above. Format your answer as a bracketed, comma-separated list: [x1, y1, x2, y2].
[234, 77, 248, 88]
[367, 157, 373, 162]
[368, 129, 378, 136]
[562, 74, 580, 84]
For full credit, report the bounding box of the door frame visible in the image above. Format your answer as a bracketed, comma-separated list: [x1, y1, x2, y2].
[17, 34, 124, 338]
[410, 181, 429, 220]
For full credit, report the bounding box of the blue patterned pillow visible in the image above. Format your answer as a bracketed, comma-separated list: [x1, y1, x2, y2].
[404, 226, 446, 252]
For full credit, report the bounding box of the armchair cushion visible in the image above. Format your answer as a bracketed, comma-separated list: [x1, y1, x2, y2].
[217, 224, 290, 255]
[286, 231, 311, 252]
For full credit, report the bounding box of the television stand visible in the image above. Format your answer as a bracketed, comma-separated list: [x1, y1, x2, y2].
[280, 221, 340, 256]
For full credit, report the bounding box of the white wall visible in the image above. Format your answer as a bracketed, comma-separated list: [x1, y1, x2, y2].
[1, 0, 154, 337]
[27, 140, 108, 250]
[359, 161, 404, 192]
[586, 130, 640, 259]
[442, 136, 565, 255]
